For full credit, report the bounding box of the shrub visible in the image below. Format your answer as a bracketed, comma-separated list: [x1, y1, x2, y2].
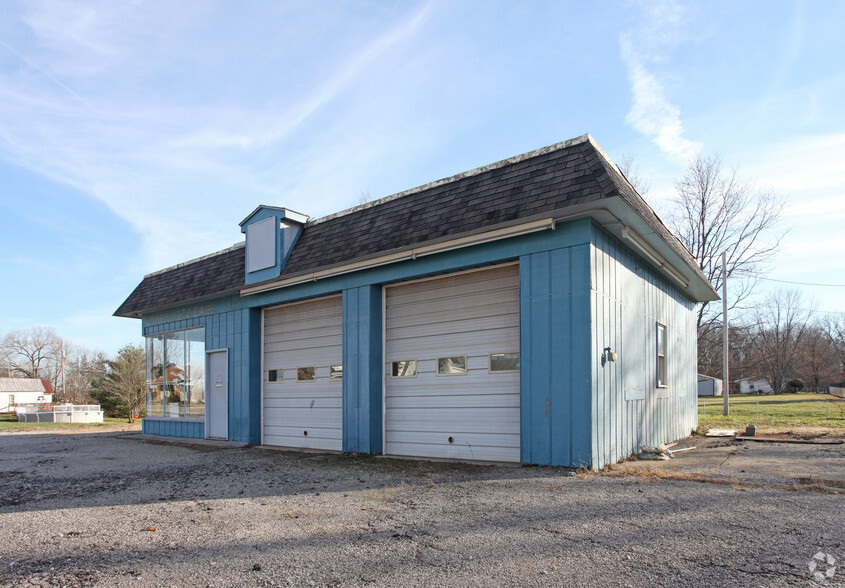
[787, 378, 805, 393]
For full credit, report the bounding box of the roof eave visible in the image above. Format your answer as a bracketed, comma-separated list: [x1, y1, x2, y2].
[113, 286, 244, 320]
[240, 197, 717, 303]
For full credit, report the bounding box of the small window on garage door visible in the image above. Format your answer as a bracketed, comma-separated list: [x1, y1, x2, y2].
[391, 360, 417, 378]
[489, 352, 520, 373]
[436, 356, 467, 376]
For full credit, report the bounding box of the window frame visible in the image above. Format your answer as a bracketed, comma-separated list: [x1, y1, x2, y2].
[266, 368, 284, 383]
[656, 323, 668, 388]
[488, 351, 520, 374]
[145, 326, 206, 420]
[329, 365, 343, 382]
[436, 355, 468, 377]
[390, 359, 418, 379]
[296, 366, 317, 382]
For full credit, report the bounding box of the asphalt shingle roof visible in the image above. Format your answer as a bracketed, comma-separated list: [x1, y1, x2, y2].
[115, 135, 704, 318]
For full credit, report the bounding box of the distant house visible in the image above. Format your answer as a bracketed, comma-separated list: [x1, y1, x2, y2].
[116, 134, 719, 470]
[697, 374, 723, 396]
[738, 377, 774, 395]
[0, 378, 53, 411]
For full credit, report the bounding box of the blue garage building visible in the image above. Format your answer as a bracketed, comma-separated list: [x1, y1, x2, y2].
[116, 135, 717, 469]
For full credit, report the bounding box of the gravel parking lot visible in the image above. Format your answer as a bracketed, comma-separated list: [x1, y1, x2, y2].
[1, 431, 843, 587]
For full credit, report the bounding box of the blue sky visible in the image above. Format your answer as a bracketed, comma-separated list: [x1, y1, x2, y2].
[1, 0, 843, 356]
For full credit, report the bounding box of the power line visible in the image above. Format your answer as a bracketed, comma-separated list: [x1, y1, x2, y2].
[757, 277, 845, 287]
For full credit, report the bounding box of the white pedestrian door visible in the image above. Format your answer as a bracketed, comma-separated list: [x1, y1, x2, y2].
[384, 264, 521, 462]
[206, 350, 228, 439]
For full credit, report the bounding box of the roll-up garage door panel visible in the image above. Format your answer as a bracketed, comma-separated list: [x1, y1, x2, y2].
[265, 298, 341, 320]
[387, 332, 518, 356]
[386, 441, 518, 463]
[263, 393, 343, 410]
[388, 432, 519, 449]
[263, 427, 340, 450]
[386, 311, 518, 339]
[264, 331, 341, 350]
[386, 294, 518, 323]
[264, 323, 341, 342]
[386, 391, 519, 409]
[264, 345, 340, 365]
[386, 407, 519, 429]
[386, 271, 518, 307]
[262, 295, 342, 451]
[263, 408, 342, 429]
[384, 264, 520, 462]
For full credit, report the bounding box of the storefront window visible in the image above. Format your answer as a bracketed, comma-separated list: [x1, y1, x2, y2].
[146, 327, 205, 419]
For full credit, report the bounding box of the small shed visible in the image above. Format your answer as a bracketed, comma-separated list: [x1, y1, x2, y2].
[0, 378, 53, 412]
[738, 377, 774, 395]
[697, 374, 723, 396]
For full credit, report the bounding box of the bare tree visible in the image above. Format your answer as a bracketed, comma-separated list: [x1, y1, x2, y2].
[356, 188, 374, 205]
[749, 290, 814, 394]
[95, 345, 146, 423]
[616, 152, 650, 197]
[1, 327, 60, 379]
[668, 155, 786, 374]
[822, 313, 845, 384]
[799, 324, 840, 391]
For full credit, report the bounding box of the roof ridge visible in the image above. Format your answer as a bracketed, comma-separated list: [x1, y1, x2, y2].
[308, 134, 592, 227]
[144, 242, 245, 279]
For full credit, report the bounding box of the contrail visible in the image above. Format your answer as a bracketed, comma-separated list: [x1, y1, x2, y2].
[0, 37, 98, 112]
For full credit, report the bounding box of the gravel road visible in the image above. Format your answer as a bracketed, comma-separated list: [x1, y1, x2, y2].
[1, 432, 843, 587]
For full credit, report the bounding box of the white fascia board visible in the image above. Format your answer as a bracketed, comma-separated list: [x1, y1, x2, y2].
[597, 197, 718, 302]
[280, 209, 309, 225]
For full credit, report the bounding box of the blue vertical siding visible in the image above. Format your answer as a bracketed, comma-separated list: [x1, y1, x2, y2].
[342, 285, 383, 454]
[520, 244, 592, 467]
[142, 306, 261, 444]
[142, 418, 205, 439]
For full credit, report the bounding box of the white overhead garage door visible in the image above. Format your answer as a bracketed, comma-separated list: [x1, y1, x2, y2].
[384, 263, 520, 462]
[263, 295, 343, 451]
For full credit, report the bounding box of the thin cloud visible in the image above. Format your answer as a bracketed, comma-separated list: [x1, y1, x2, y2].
[619, 1, 701, 162]
[0, 2, 438, 270]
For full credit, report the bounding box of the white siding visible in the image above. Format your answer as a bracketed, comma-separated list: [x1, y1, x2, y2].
[384, 264, 520, 462]
[590, 228, 699, 469]
[262, 296, 343, 450]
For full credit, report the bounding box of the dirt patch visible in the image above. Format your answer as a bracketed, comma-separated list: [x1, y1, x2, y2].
[0, 423, 142, 436]
[609, 435, 845, 491]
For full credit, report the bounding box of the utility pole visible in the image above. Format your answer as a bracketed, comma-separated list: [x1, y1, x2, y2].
[722, 252, 729, 416]
[61, 340, 65, 404]
[77, 357, 81, 404]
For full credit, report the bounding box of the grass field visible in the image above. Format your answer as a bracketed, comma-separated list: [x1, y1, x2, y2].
[0, 414, 135, 432]
[698, 392, 845, 434]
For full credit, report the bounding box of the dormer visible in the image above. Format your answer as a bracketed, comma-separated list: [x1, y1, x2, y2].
[239, 206, 309, 285]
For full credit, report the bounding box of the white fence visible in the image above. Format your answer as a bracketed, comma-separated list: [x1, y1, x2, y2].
[831, 387, 845, 399]
[16, 404, 104, 423]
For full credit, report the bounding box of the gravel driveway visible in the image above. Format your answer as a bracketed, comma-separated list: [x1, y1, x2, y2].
[1, 431, 843, 587]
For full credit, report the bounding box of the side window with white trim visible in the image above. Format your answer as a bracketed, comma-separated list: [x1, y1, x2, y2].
[657, 323, 667, 387]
